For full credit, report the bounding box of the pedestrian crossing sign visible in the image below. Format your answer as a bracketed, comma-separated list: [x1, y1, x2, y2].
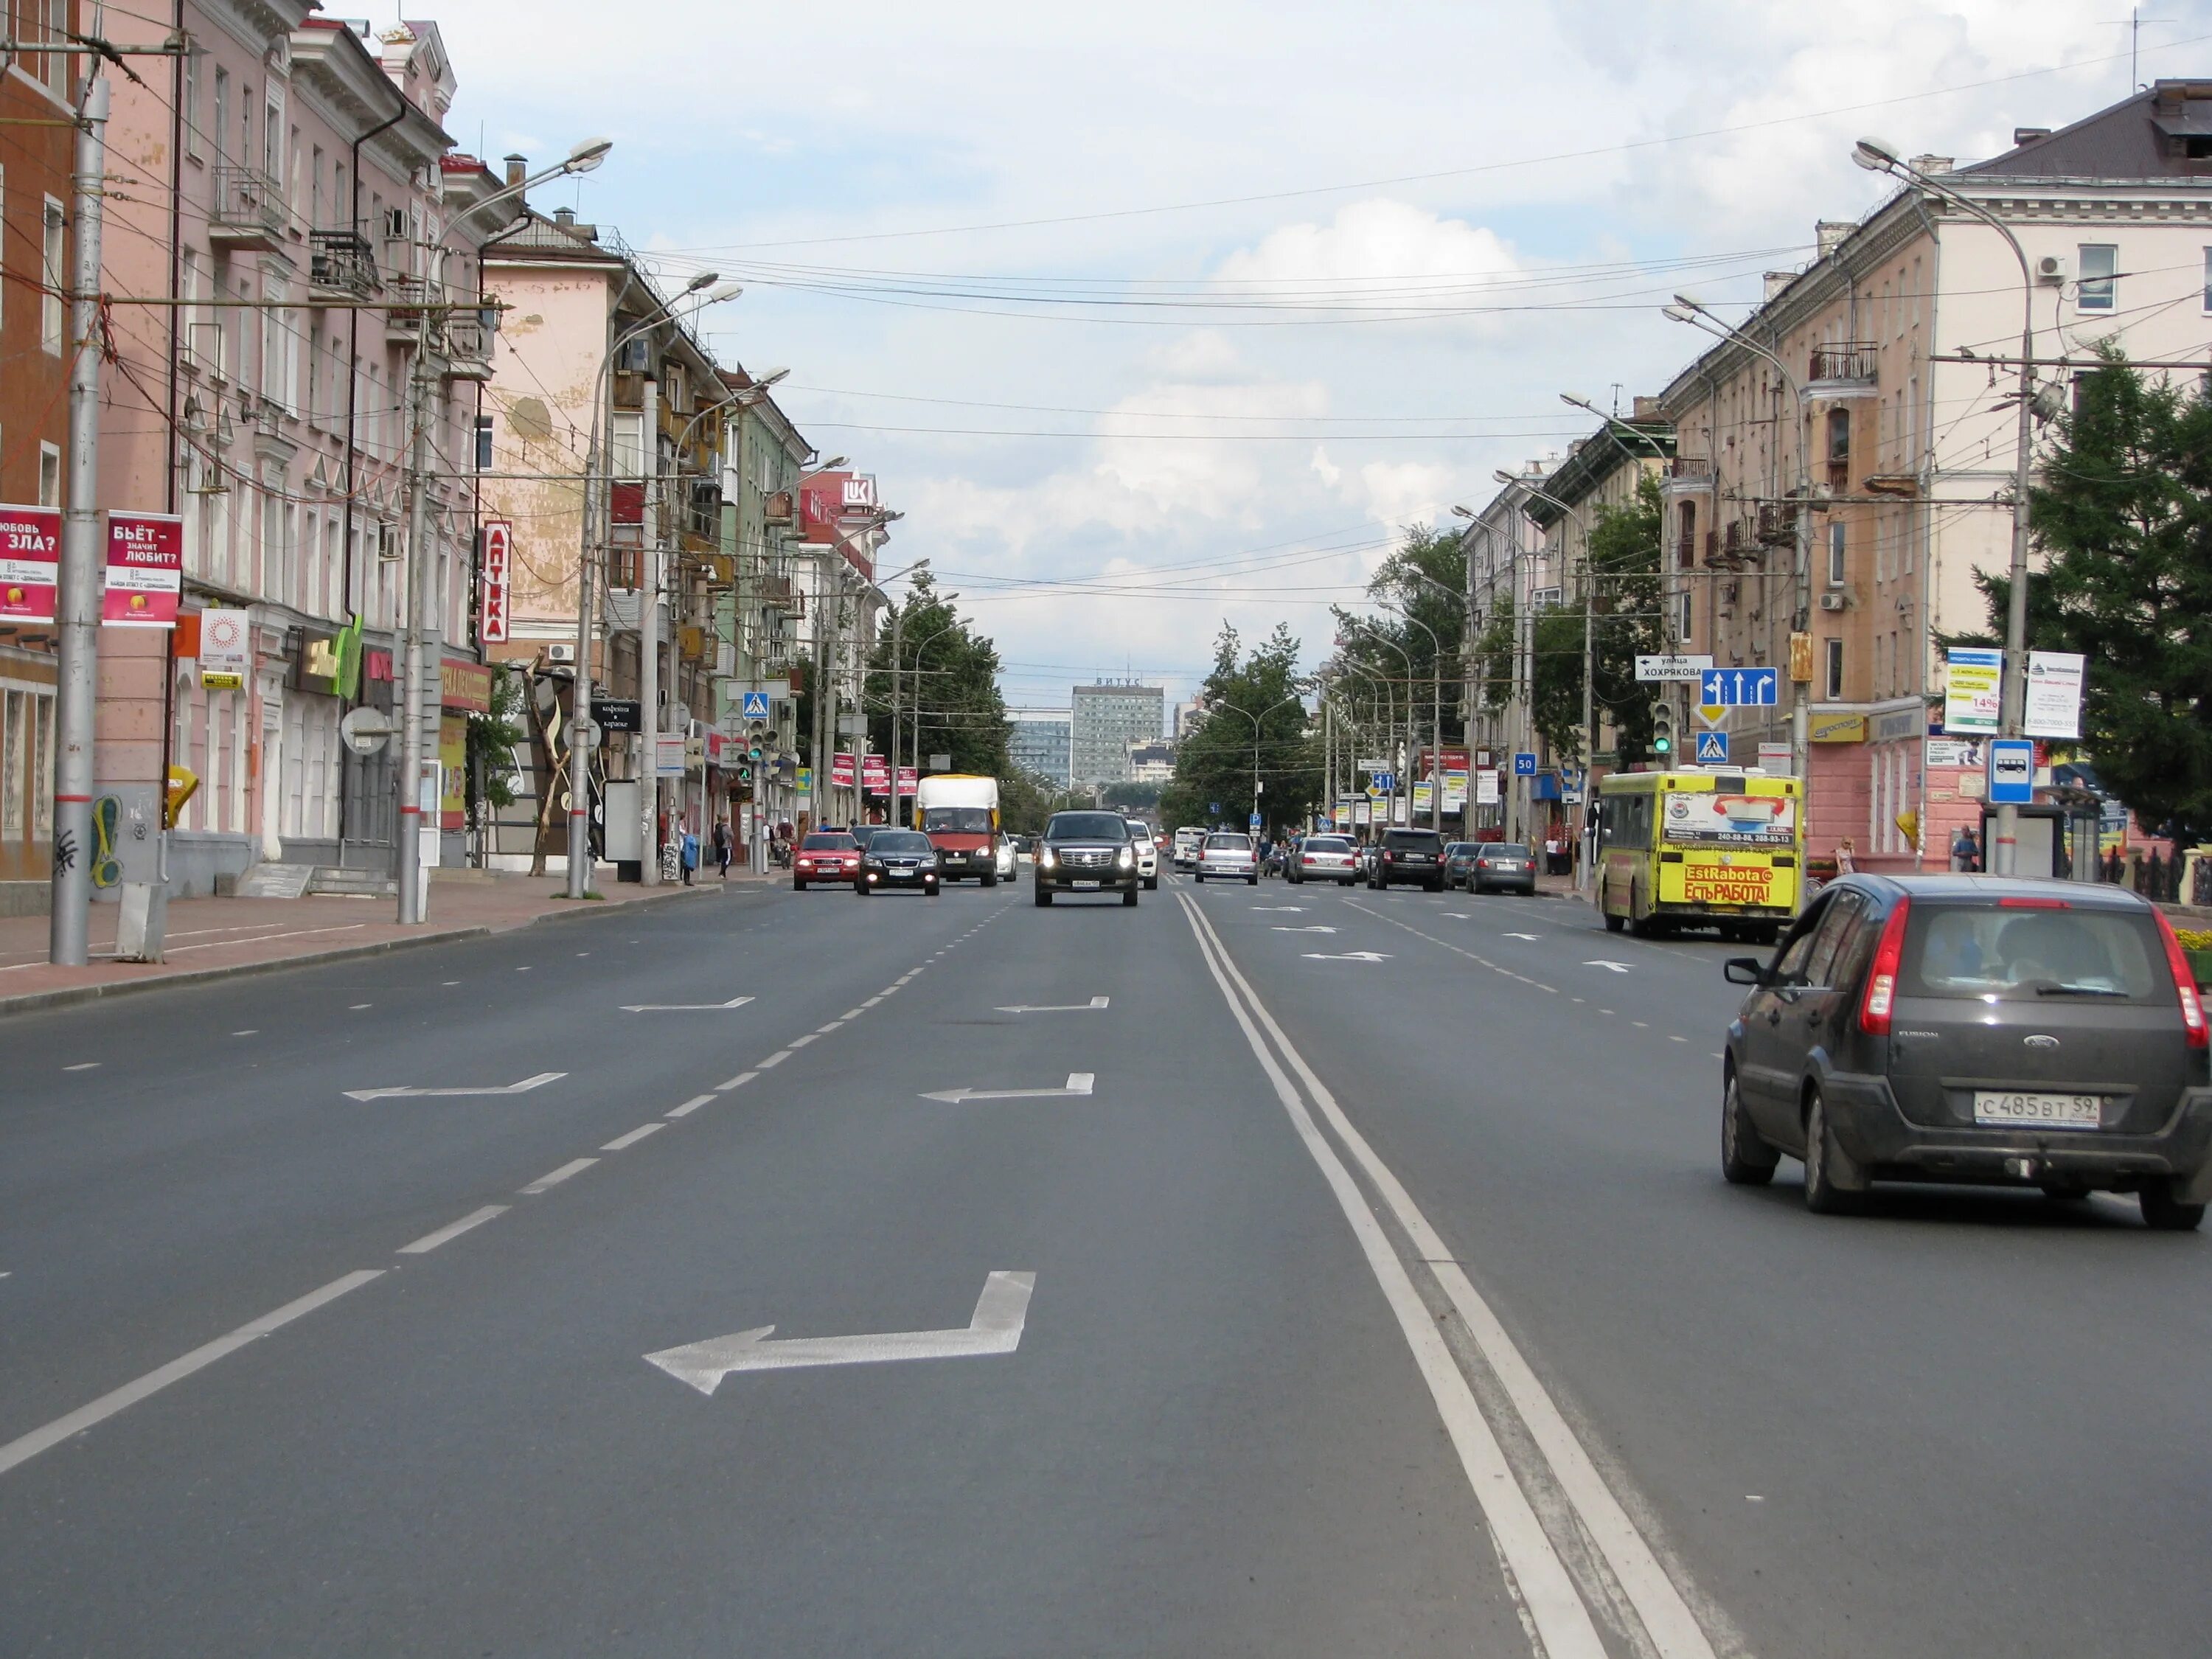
[741, 691, 771, 720]
[1695, 730, 1730, 764]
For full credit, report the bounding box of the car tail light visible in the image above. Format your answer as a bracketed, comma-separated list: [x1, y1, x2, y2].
[2152, 908, 2209, 1049]
[1857, 897, 1912, 1036]
[1382, 850, 1394, 863]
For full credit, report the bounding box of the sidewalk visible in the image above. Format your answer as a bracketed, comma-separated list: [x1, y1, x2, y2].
[0, 867, 771, 1017]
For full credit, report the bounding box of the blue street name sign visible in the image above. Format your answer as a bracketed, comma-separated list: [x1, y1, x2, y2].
[1986, 738, 2034, 805]
[1513, 751, 1537, 776]
[1371, 771, 1396, 793]
[1696, 730, 1730, 764]
[1698, 667, 1779, 706]
[740, 690, 771, 720]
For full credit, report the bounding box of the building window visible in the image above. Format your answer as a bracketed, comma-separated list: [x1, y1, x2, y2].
[1828, 521, 1847, 586]
[1824, 636, 1845, 700]
[2202, 248, 2211, 313]
[183, 49, 201, 159]
[2078, 243, 2117, 311]
[475, 414, 494, 470]
[41, 197, 65, 355]
[611, 411, 645, 478]
[212, 67, 229, 167]
[38, 442, 60, 507]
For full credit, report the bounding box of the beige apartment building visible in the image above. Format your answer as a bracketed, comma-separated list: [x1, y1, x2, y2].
[1657, 79, 2212, 871]
[98, 12, 499, 896]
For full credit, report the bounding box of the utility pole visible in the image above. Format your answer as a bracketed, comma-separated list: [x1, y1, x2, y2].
[394, 338, 436, 923]
[638, 374, 662, 884]
[49, 74, 110, 966]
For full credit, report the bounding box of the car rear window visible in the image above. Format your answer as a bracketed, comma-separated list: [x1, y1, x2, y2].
[1206, 834, 1251, 850]
[1305, 837, 1351, 852]
[801, 833, 855, 849]
[1382, 830, 1442, 849]
[1048, 812, 1130, 840]
[1902, 902, 2168, 1003]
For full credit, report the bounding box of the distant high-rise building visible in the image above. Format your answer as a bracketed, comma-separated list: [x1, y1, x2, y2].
[1006, 708, 1073, 790]
[1071, 682, 1165, 785]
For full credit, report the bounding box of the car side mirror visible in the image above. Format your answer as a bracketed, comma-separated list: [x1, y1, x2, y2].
[1723, 956, 1767, 986]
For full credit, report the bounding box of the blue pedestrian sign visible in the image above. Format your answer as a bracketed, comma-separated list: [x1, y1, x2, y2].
[1698, 667, 1779, 707]
[1695, 730, 1731, 765]
[1512, 751, 1537, 776]
[740, 690, 771, 720]
[1987, 738, 2034, 804]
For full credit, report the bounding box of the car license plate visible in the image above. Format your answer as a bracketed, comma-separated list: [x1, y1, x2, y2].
[1073, 879, 1100, 890]
[1972, 1091, 2101, 1129]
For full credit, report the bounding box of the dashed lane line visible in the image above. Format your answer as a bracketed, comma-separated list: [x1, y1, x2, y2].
[397, 1206, 508, 1256]
[602, 1122, 667, 1152]
[518, 1158, 597, 1195]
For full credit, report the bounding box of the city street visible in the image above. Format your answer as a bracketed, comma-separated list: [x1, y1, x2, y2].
[6, 872, 2208, 1657]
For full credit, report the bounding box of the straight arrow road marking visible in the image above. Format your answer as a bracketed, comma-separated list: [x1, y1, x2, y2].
[621, 995, 755, 1012]
[1302, 950, 1391, 962]
[644, 1270, 1037, 1396]
[1251, 905, 1305, 912]
[1504, 932, 1542, 940]
[1584, 960, 1633, 973]
[921, 1073, 1095, 1104]
[1273, 925, 1338, 933]
[994, 995, 1110, 1013]
[344, 1071, 566, 1102]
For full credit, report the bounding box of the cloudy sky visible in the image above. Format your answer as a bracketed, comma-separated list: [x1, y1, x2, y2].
[421, 0, 2209, 714]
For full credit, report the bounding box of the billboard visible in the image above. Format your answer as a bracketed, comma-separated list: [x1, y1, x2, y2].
[479, 519, 512, 644]
[1661, 788, 1798, 848]
[1943, 647, 2003, 734]
[0, 503, 60, 623]
[102, 511, 185, 628]
[799, 473, 849, 543]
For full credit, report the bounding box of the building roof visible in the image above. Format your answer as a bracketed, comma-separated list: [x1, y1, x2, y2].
[1964, 78, 2212, 179]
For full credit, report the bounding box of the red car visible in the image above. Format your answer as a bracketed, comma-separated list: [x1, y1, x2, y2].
[793, 830, 860, 890]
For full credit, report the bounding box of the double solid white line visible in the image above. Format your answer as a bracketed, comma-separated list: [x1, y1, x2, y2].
[1175, 892, 1720, 1659]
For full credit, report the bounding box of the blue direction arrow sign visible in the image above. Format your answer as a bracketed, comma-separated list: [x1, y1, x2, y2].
[1513, 751, 1537, 776]
[1698, 667, 1779, 706]
[1695, 730, 1730, 764]
[740, 690, 771, 720]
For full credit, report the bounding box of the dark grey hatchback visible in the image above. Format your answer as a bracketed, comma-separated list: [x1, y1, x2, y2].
[1721, 874, 2212, 1228]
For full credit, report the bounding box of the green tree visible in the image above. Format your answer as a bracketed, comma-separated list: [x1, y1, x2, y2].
[1969, 352, 2212, 836]
[1158, 622, 1321, 833]
[998, 768, 1068, 835]
[1529, 473, 1666, 765]
[861, 571, 1012, 785]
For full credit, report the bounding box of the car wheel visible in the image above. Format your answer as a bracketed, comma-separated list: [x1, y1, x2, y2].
[981, 872, 998, 888]
[1194, 872, 1205, 883]
[2138, 1180, 2206, 1231]
[1144, 875, 1158, 891]
[1801, 1088, 1868, 1214]
[926, 881, 940, 897]
[1720, 1070, 1778, 1186]
[1603, 911, 1625, 933]
[1427, 877, 1443, 893]
[1034, 886, 1052, 907]
[1123, 886, 1139, 907]
[855, 880, 869, 896]
[793, 877, 807, 891]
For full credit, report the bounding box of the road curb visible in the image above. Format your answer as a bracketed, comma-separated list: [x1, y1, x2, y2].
[0, 880, 724, 1019]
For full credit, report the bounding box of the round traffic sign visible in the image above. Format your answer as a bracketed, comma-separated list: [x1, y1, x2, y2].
[339, 706, 395, 757]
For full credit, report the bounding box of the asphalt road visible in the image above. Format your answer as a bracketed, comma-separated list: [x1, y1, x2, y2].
[3, 867, 2206, 1656]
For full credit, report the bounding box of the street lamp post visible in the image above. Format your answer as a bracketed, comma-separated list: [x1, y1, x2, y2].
[1851, 137, 2039, 875]
[1500, 468, 1600, 888]
[1386, 602, 1447, 832]
[1342, 619, 1417, 827]
[1212, 695, 1303, 834]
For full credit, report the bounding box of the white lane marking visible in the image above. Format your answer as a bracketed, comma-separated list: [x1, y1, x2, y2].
[1632, 1020, 1649, 1029]
[0, 1270, 385, 1479]
[668, 1094, 717, 1118]
[442, 981, 459, 987]
[349, 1004, 372, 1010]
[1273, 925, 1338, 933]
[1251, 905, 1306, 912]
[862, 996, 883, 1008]
[757, 1051, 790, 1068]
[515, 967, 532, 973]
[64, 1062, 99, 1071]
[1172, 897, 1604, 1659]
[621, 995, 755, 1012]
[519, 1158, 597, 1195]
[713, 1072, 758, 1093]
[789, 1033, 819, 1048]
[166, 923, 367, 954]
[232, 1030, 257, 1037]
[1181, 895, 1719, 1659]
[994, 995, 1109, 1013]
[344, 1071, 566, 1103]
[645, 1271, 1034, 1395]
[602, 1122, 667, 1152]
[1504, 932, 1541, 941]
[815, 1020, 845, 1034]
[1301, 950, 1391, 961]
[1670, 1035, 1688, 1044]
[1346, 900, 1558, 994]
[1585, 960, 1632, 973]
[842, 1008, 865, 1020]
[920, 1072, 1096, 1104]
[398, 1206, 508, 1255]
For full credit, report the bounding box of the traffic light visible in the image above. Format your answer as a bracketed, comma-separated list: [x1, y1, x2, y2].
[1651, 702, 1676, 766]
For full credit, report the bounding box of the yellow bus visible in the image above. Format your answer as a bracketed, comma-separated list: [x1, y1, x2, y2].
[1594, 770, 1802, 942]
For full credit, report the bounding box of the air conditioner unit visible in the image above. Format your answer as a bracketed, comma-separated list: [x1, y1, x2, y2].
[2035, 253, 2069, 286]
[1819, 591, 1848, 612]
[546, 642, 575, 663]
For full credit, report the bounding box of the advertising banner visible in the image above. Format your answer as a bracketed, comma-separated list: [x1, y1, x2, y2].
[479, 519, 512, 644]
[1661, 788, 1798, 847]
[197, 608, 251, 690]
[830, 751, 855, 788]
[2023, 650, 2085, 740]
[861, 754, 889, 793]
[799, 473, 850, 543]
[1475, 769, 1500, 806]
[1668, 858, 1781, 908]
[896, 766, 917, 791]
[102, 511, 185, 627]
[655, 734, 688, 777]
[1943, 647, 2003, 734]
[439, 659, 493, 713]
[0, 502, 60, 623]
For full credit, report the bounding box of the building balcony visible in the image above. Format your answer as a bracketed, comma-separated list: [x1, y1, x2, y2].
[384, 274, 437, 344]
[307, 230, 377, 302]
[437, 307, 495, 382]
[208, 165, 286, 253]
[1807, 342, 1879, 395]
[1662, 455, 1714, 495]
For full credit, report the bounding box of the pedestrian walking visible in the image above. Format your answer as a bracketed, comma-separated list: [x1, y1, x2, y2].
[1834, 836, 1857, 876]
[1952, 824, 1981, 872]
[712, 818, 733, 880]
[680, 828, 698, 886]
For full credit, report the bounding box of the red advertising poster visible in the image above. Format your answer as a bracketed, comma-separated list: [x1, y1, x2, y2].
[479, 518, 512, 643]
[830, 751, 856, 787]
[799, 472, 849, 543]
[102, 511, 185, 628]
[0, 503, 60, 623]
[861, 754, 890, 793]
[896, 766, 917, 791]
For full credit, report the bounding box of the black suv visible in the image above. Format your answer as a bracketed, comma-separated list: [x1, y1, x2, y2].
[1368, 828, 1446, 891]
[1034, 810, 1141, 907]
[1722, 874, 2212, 1226]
